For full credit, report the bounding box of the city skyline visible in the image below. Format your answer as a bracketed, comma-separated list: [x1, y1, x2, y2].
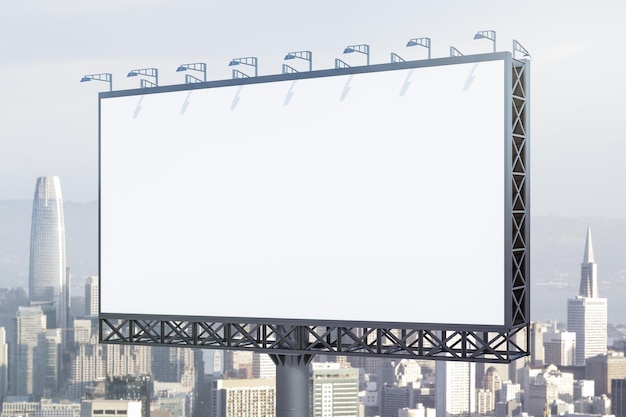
[1, 3, 625, 416]
[0, 1, 625, 219]
[0, 218, 624, 417]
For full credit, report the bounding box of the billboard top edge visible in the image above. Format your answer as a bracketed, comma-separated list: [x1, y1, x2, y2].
[98, 51, 511, 100]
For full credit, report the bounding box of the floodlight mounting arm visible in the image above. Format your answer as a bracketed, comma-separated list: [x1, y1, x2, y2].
[228, 57, 258, 77]
[282, 64, 298, 74]
[334, 58, 350, 69]
[406, 37, 431, 59]
[80, 73, 113, 91]
[127, 68, 159, 88]
[513, 40, 531, 60]
[450, 46, 463, 57]
[390, 52, 405, 63]
[284, 50, 313, 72]
[474, 30, 496, 52]
[343, 44, 370, 66]
[140, 79, 157, 88]
[232, 69, 250, 79]
[184, 74, 204, 84]
[177, 62, 207, 82]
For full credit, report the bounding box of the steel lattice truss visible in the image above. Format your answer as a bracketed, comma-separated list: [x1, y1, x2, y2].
[99, 318, 528, 362]
[510, 57, 529, 330]
[100, 56, 530, 364]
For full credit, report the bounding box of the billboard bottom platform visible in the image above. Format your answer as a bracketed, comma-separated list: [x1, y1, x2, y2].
[99, 316, 529, 363]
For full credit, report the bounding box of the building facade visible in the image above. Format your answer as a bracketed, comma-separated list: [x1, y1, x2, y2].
[84, 276, 99, 318]
[211, 378, 275, 417]
[29, 176, 69, 329]
[311, 363, 359, 417]
[567, 227, 608, 366]
[586, 352, 626, 396]
[0, 327, 7, 404]
[11, 305, 47, 399]
[435, 361, 476, 417]
[81, 400, 142, 417]
[611, 378, 626, 417]
[543, 331, 576, 367]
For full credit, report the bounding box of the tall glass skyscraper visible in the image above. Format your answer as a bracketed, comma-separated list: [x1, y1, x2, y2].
[28, 176, 68, 329]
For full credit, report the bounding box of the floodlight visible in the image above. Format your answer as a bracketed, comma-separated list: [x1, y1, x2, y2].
[176, 63, 207, 83]
[474, 30, 496, 53]
[126, 68, 158, 88]
[406, 37, 431, 59]
[228, 57, 258, 77]
[343, 44, 370, 66]
[80, 73, 113, 91]
[283, 50, 312, 72]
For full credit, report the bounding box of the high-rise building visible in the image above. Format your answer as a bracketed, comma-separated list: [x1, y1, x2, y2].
[11, 305, 47, 399]
[380, 383, 419, 417]
[104, 344, 151, 378]
[535, 364, 574, 402]
[0, 327, 7, 403]
[526, 380, 559, 417]
[567, 227, 608, 366]
[222, 350, 253, 378]
[543, 331, 576, 366]
[42, 328, 62, 398]
[151, 346, 198, 393]
[435, 361, 476, 417]
[481, 366, 501, 412]
[85, 276, 99, 317]
[210, 378, 275, 417]
[611, 378, 626, 417]
[574, 379, 595, 400]
[380, 359, 422, 388]
[476, 389, 495, 414]
[67, 325, 105, 401]
[106, 375, 153, 417]
[499, 381, 521, 404]
[28, 176, 69, 329]
[310, 363, 359, 417]
[586, 352, 626, 396]
[530, 322, 546, 367]
[252, 353, 275, 379]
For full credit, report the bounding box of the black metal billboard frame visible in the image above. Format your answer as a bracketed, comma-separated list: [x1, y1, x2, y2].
[99, 53, 530, 364]
[100, 318, 529, 363]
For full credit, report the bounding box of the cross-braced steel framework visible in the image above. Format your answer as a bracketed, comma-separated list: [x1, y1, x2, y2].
[99, 54, 530, 363]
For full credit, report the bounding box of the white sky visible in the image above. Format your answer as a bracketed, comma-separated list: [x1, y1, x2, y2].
[1, 0, 625, 217]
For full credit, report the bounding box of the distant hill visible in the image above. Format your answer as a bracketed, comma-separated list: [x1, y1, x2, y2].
[0, 200, 624, 322]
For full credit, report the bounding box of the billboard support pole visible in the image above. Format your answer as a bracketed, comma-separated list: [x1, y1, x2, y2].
[270, 325, 314, 417]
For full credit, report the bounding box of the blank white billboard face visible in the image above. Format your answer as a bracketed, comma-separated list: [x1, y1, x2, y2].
[100, 58, 506, 326]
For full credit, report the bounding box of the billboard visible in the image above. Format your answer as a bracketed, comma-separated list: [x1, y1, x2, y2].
[100, 53, 523, 334]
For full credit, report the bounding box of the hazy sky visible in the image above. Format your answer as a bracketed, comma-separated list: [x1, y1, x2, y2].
[1, 1, 625, 217]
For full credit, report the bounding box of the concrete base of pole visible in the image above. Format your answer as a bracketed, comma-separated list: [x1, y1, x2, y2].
[270, 354, 314, 417]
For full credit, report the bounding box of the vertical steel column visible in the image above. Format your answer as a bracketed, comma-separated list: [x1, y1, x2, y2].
[270, 325, 314, 417]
